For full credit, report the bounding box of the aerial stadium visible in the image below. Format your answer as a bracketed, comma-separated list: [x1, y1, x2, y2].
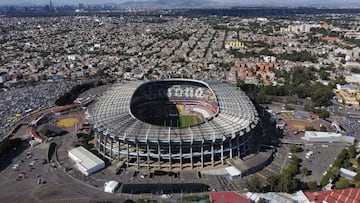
[91, 79, 259, 170]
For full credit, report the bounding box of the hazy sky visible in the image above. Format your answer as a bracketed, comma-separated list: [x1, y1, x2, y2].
[1, 0, 360, 6]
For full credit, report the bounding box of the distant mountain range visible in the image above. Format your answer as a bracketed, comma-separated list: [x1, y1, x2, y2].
[1, 0, 360, 8]
[119, 0, 218, 8]
[118, 0, 360, 8]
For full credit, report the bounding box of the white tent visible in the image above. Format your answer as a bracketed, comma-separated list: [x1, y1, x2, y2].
[104, 181, 119, 193]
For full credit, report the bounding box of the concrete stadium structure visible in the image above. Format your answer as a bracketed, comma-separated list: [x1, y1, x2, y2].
[91, 79, 259, 170]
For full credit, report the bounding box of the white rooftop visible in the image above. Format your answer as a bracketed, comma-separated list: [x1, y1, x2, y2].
[340, 168, 357, 178]
[225, 166, 242, 177]
[68, 146, 104, 170]
[304, 131, 342, 138]
[104, 180, 119, 193]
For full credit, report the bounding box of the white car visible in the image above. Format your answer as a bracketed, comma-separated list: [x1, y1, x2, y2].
[161, 194, 171, 199]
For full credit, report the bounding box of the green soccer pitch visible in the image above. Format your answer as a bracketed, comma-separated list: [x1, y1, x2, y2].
[179, 115, 198, 127]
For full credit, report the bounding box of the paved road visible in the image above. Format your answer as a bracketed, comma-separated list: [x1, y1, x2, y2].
[0, 134, 124, 202]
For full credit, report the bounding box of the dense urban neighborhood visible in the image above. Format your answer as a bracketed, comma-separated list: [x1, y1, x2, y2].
[0, 4, 360, 203]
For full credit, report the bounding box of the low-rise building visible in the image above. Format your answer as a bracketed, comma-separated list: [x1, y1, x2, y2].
[104, 181, 119, 193]
[339, 168, 357, 181]
[302, 131, 355, 144]
[305, 188, 360, 203]
[211, 191, 250, 203]
[68, 146, 105, 176]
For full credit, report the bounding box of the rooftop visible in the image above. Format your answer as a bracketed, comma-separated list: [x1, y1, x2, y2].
[210, 191, 250, 203]
[305, 188, 360, 203]
[68, 146, 104, 170]
[304, 131, 342, 138]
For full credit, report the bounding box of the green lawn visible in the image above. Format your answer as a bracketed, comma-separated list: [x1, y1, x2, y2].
[179, 115, 198, 127]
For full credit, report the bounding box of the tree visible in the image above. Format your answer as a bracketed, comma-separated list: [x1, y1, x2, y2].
[76, 133, 85, 139]
[291, 155, 301, 165]
[290, 66, 316, 85]
[320, 172, 331, 187]
[301, 167, 309, 177]
[330, 167, 340, 177]
[284, 162, 298, 176]
[329, 76, 347, 88]
[284, 105, 294, 111]
[267, 175, 280, 192]
[40, 128, 51, 137]
[351, 67, 360, 74]
[289, 144, 298, 153]
[307, 181, 319, 191]
[276, 173, 299, 193]
[348, 146, 356, 159]
[318, 110, 330, 119]
[319, 70, 330, 80]
[0, 138, 22, 158]
[94, 201, 113, 203]
[311, 108, 330, 119]
[257, 198, 266, 203]
[335, 178, 351, 190]
[246, 176, 262, 192]
[320, 125, 327, 132]
[255, 89, 266, 104]
[279, 51, 318, 63]
[305, 126, 317, 131]
[55, 82, 95, 106]
[135, 199, 146, 203]
[353, 172, 360, 182]
[310, 83, 334, 107]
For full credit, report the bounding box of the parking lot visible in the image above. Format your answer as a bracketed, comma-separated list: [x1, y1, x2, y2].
[0, 139, 55, 202]
[0, 133, 127, 203]
[293, 143, 349, 182]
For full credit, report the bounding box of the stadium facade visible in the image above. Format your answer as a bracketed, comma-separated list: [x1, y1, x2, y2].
[91, 79, 259, 170]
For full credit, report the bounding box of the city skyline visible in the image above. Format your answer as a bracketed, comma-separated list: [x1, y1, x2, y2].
[1, 0, 360, 6]
[0, 2, 360, 201]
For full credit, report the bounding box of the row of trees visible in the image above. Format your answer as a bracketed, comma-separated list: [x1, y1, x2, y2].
[278, 51, 318, 63]
[343, 37, 360, 47]
[40, 128, 52, 137]
[123, 195, 210, 203]
[247, 155, 302, 193]
[320, 146, 359, 189]
[247, 152, 331, 193]
[0, 137, 22, 159]
[157, 32, 191, 41]
[351, 67, 360, 74]
[311, 28, 339, 37]
[55, 82, 95, 106]
[237, 65, 337, 116]
[237, 80, 334, 109]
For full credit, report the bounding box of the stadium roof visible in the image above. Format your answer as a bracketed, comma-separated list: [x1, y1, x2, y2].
[91, 79, 259, 142]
